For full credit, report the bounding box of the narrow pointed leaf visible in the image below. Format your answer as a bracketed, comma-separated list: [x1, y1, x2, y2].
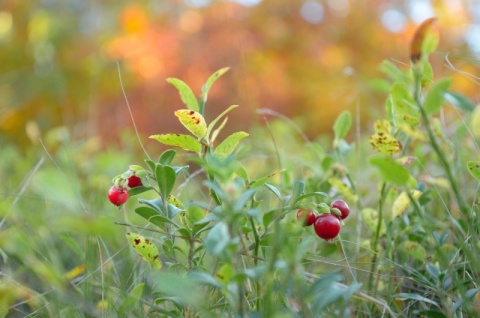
[150, 134, 202, 154]
[175, 109, 207, 138]
[201, 67, 230, 104]
[167, 78, 199, 111]
[207, 104, 239, 136]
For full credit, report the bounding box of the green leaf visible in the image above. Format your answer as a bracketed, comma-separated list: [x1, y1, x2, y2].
[397, 241, 427, 262]
[333, 111, 352, 140]
[135, 206, 178, 228]
[467, 161, 480, 181]
[175, 109, 207, 138]
[204, 221, 230, 256]
[207, 104, 239, 137]
[150, 134, 202, 154]
[201, 67, 230, 105]
[155, 165, 176, 200]
[126, 232, 162, 268]
[369, 156, 410, 186]
[264, 183, 282, 200]
[444, 91, 476, 112]
[149, 272, 202, 308]
[166, 78, 199, 112]
[158, 149, 176, 165]
[394, 292, 439, 307]
[424, 78, 452, 114]
[390, 82, 419, 126]
[214, 131, 249, 159]
[118, 283, 145, 314]
[380, 60, 407, 83]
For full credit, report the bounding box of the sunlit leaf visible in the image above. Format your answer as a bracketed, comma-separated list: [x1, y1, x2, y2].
[333, 111, 352, 140]
[201, 67, 230, 105]
[369, 132, 401, 156]
[64, 264, 86, 280]
[374, 119, 391, 134]
[392, 190, 422, 218]
[467, 161, 480, 182]
[175, 109, 207, 138]
[167, 78, 199, 112]
[126, 232, 162, 269]
[150, 134, 202, 154]
[390, 82, 419, 127]
[369, 156, 410, 186]
[410, 17, 439, 63]
[167, 194, 183, 208]
[424, 78, 452, 114]
[471, 107, 480, 139]
[214, 131, 249, 159]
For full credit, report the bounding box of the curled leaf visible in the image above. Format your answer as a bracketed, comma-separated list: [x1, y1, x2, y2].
[410, 17, 439, 63]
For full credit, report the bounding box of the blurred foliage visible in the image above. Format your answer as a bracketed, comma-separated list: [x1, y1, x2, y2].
[1, 0, 480, 148]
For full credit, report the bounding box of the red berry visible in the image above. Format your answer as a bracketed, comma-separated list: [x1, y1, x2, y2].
[127, 175, 143, 188]
[330, 199, 350, 220]
[297, 209, 316, 226]
[314, 213, 341, 240]
[108, 185, 129, 206]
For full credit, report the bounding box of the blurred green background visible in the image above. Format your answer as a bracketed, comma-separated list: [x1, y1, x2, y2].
[1, 0, 479, 148]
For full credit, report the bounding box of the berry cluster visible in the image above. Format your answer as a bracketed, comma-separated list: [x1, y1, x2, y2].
[108, 166, 146, 206]
[296, 199, 350, 241]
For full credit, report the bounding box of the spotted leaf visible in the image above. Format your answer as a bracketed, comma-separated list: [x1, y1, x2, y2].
[126, 232, 162, 269]
[175, 109, 207, 138]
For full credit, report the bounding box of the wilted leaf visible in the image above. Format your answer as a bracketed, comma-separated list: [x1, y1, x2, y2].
[175, 109, 207, 138]
[167, 78, 199, 112]
[214, 131, 249, 159]
[370, 132, 402, 156]
[126, 232, 162, 269]
[150, 134, 202, 154]
[467, 161, 480, 182]
[392, 190, 422, 218]
[410, 17, 439, 63]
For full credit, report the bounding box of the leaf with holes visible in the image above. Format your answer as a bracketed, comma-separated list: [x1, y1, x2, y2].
[175, 109, 207, 138]
[167, 78, 199, 112]
[150, 134, 202, 154]
[126, 232, 162, 269]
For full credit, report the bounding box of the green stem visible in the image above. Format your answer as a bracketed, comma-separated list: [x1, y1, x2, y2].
[413, 71, 468, 216]
[368, 182, 387, 293]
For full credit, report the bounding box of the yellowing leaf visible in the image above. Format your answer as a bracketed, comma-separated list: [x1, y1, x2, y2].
[362, 208, 386, 236]
[328, 177, 358, 203]
[410, 17, 439, 63]
[398, 123, 427, 141]
[175, 109, 207, 138]
[392, 190, 422, 218]
[167, 194, 184, 208]
[126, 232, 162, 269]
[397, 241, 427, 261]
[370, 132, 402, 156]
[467, 161, 480, 182]
[64, 264, 86, 280]
[150, 134, 202, 154]
[374, 120, 391, 134]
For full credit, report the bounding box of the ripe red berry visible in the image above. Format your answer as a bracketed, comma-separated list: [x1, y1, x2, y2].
[330, 199, 350, 220]
[314, 213, 341, 240]
[108, 185, 129, 206]
[296, 209, 316, 226]
[127, 175, 143, 188]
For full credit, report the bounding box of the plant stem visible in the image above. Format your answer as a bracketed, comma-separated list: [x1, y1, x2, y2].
[368, 182, 387, 293]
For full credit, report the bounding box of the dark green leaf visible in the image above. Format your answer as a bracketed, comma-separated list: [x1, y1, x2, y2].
[155, 165, 176, 200]
[135, 206, 178, 228]
[158, 150, 176, 165]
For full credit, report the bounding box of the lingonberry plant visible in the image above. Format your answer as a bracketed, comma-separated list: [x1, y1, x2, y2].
[103, 18, 480, 317]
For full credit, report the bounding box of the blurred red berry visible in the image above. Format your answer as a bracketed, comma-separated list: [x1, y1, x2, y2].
[108, 186, 129, 206]
[297, 209, 316, 226]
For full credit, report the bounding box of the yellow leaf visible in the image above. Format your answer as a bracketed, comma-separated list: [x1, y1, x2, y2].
[370, 132, 402, 156]
[175, 109, 207, 138]
[398, 123, 427, 141]
[374, 120, 391, 134]
[392, 190, 422, 218]
[126, 232, 162, 269]
[328, 178, 358, 203]
[64, 264, 86, 280]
